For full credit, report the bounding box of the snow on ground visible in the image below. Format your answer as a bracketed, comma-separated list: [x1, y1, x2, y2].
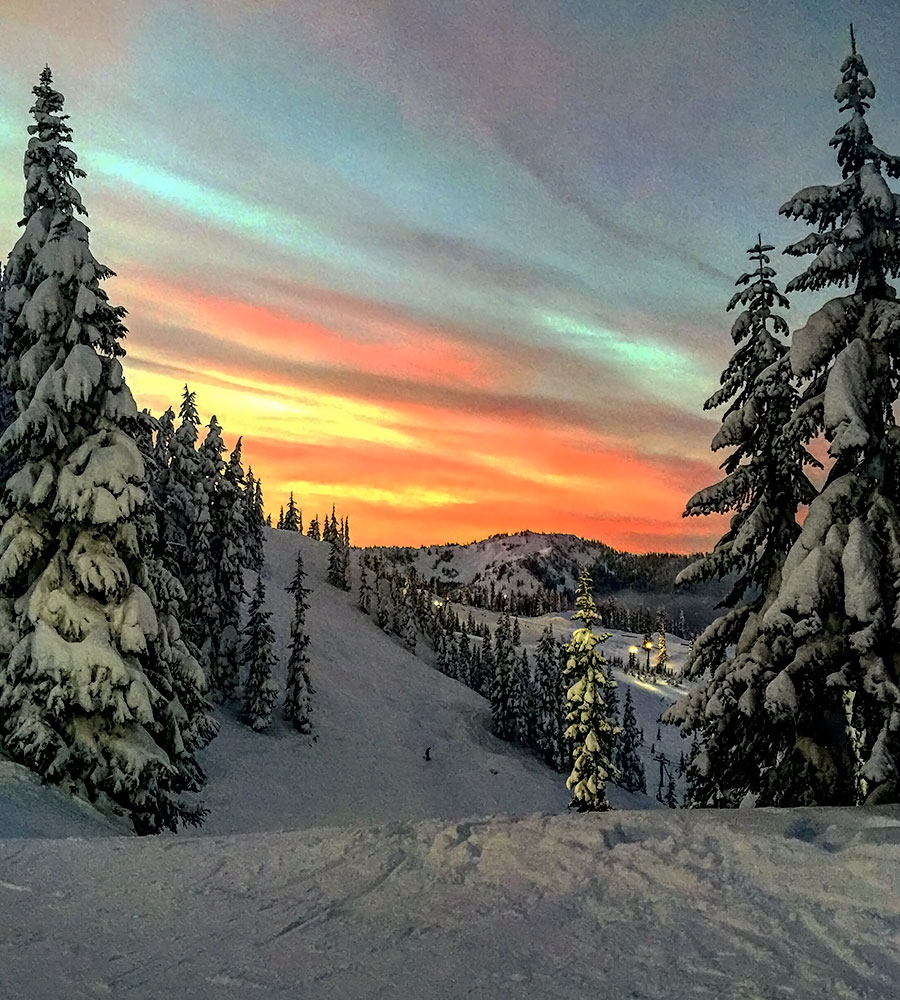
[2, 806, 900, 999]
[3, 529, 898, 998]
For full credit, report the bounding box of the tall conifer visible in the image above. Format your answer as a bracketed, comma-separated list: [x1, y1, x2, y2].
[0, 69, 214, 832]
[564, 568, 620, 811]
[284, 550, 313, 735]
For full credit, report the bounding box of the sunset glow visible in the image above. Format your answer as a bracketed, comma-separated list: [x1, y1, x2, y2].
[2, 0, 895, 550]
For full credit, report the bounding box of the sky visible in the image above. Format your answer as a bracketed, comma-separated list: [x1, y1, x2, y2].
[1, 0, 898, 551]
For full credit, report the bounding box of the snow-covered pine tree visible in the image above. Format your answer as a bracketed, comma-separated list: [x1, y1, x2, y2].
[0, 68, 215, 833]
[374, 559, 390, 631]
[283, 549, 313, 735]
[655, 631, 668, 676]
[0, 263, 17, 493]
[490, 610, 521, 740]
[241, 575, 279, 732]
[206, 432, 246, 703]
[516, 648, 535, 745]
[564, 568, 620, 811]
[533, 625, 563, 766]
[402, 599, 417, 654]
[747, 32, 900, 805]
[662, 235, 815, 804]
[191, 414, 224, 684]
[615, 688, 647, 793]
[456, 628, 472, 687]
[248, 475, 266, 571]
[326, 526, 343, 588]
[283, 491, 299, 531]
[358, 552, 372, 614]
[323, 504, 338, 544]
[662, 773, 676, 808]
[474, 624, 493, 698]
[160, 385, 214, 668]
[341, 516, 351, 590]
[276, 506, 284, 530]
[307, 514, 320, 540]
[131, 412, 218, 807]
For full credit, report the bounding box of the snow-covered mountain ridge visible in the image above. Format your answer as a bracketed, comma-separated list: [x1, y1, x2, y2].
[372, 529, 687, 597]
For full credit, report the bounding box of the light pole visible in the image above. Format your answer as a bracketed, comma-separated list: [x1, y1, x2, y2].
[643, 638, 653, 673]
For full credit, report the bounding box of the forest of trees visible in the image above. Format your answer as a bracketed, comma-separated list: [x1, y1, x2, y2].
[666, 31, 900, 808]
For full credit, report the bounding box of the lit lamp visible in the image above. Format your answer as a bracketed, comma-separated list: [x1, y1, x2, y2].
[643, 639, 653, 672]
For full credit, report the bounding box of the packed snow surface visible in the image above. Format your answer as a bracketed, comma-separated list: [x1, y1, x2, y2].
[2, 530, 898, 998]
[2, 807, 899, 999]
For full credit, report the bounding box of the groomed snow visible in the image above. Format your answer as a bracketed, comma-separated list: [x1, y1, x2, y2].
[2, 807, 899, 999]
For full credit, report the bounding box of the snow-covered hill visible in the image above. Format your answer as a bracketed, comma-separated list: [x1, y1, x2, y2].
[370, 529, 721, 631]
[2, 528, 897, 999]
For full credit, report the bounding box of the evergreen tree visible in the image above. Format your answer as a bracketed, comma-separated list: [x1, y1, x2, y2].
[673, 34, 900, 807]
[326, 526, 344, 589]
[533, 625, 565, 766]
[615, 688, 647, 793]
[276, 506, 284, 530]
[515, 648, 534, 745]
[0, 69, 214, 833]
[456, 629, 472, 687]
[283, 550, 313, 735]
[0, 262, 17, 493]
[283, 491, 300, 532]
[341, 516, 351, 590]
[490, 610, 521, 740]
[191, 414, 224, 684]
[242, 576, 279, 732]
[207, 433, 246, 702]
[323, 504, 338, 544]
[358, 553, 372, 614]
[374, 568, 390, 631]
[655, 632, 668, 676]
[243, 468, 265, 572]
[665, 774, 678, 809]
[564, 568, 620, 811]
[402, 605, 417, 654]
[307, 514, 320, 540]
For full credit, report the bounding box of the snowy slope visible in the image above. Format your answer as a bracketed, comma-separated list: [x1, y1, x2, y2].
[1, 529, 676, 838]
[3, 806, 899, 999]
[2, 528, 899, 999]
[201, 530, 683, 833]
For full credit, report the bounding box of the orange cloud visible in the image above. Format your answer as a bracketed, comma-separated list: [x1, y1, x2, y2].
[115, 272, 494, 390]
[113, 270, 723, 553]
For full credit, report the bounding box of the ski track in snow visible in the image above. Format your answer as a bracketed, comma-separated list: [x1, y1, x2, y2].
[3, 531, 899, 998]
